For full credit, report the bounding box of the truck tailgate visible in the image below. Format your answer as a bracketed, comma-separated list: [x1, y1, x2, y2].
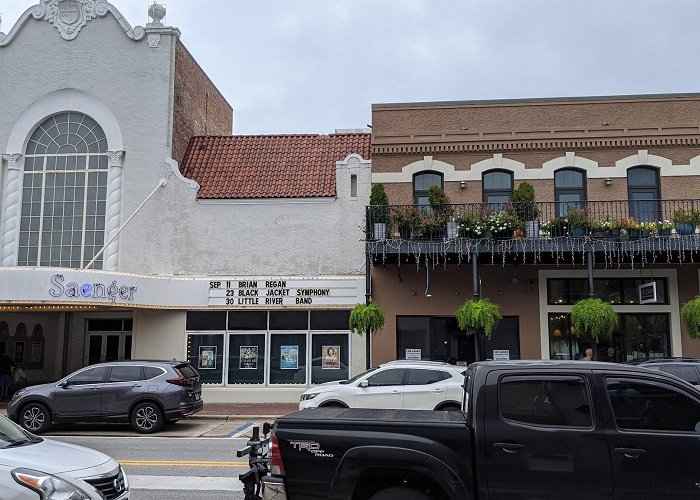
[274, 408, 472, 500]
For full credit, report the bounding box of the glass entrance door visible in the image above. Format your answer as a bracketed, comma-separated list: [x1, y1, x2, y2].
[85, 319, 132, 365]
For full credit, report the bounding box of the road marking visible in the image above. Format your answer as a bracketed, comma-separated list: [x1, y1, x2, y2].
[228, 421, 255, 437]
[120, 460, 248, 467]
[129, 475, 243, 491]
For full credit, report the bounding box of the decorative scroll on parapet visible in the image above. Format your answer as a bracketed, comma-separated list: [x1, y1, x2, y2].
[0, 1, 145, 46]
[166, 158, 200, 191]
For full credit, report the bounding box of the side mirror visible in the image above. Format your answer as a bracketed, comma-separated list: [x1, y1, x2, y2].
[359, 380, 369, 388]
[58, 380, 69, 388]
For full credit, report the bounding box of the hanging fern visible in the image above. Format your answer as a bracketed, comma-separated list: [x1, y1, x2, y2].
[570, 298, 619, 342]
[455, 298, 502, 339]
[349, 301, 386, 335]
[681, 296, 700, 339]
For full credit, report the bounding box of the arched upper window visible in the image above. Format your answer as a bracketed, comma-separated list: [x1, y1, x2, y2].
[555, 168, 587, 217]
[483, 170, 513, 206]
[19, 112, 109, 268]
[413, 171, 443, 206]
[627, 166, 660, 221]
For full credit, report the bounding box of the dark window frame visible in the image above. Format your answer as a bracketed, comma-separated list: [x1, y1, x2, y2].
[554, 168, 587, 217]
[627, 166, 661, 221]
[413, 171, 444, 207]
[482, 169, 514, 205]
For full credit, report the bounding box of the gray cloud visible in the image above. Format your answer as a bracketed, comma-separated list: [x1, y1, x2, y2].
[2, 0, 699, 134]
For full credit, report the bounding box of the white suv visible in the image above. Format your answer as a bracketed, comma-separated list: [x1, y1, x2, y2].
[299, 360, 465, 411]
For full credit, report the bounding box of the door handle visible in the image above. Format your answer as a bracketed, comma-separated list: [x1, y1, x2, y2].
[614, 447, 647, 458]
[391, 390, 401, 395]
[432, 389, 444, 393]
[131, 384, 142, 388]
[493, 442, 524, 454]
[91, 387, 100, 391]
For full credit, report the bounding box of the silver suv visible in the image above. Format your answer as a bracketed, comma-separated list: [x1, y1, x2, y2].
[7, 360, 202, 434]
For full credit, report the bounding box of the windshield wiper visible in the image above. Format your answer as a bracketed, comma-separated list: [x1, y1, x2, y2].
[4, 439, 33, 448]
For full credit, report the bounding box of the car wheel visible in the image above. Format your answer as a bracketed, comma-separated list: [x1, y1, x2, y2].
[130, 402, 164, 434]
[320, 402, 347, 408]
[370, 487, 432, 500]
[20, 403, 51, 434]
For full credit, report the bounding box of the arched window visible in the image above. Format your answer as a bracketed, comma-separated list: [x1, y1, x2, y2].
[483, 170, 513, 206]
[19, 112, 109, 268]
[555, 168, 587, 217]
[627, 166, 660, 221]
[413, 171, 443, 207]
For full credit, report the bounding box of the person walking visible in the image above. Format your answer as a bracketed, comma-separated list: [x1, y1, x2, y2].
[581, 348, 593, 361]
[0, 354, 13, 399]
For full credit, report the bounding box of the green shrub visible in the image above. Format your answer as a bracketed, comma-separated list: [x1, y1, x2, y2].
[349, 301, 386, 335]
[672, 208, 694, 225]
[511, 181, 539, 221]
[369, 184, 390, 223]
[570, 298, 619, 342]
[455, 298, 502, 339]
[428, 186, 454, 218]
[681, 296, 700, 339]
[567, 207, 591, 228]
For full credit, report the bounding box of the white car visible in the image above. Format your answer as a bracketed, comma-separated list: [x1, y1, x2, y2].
[299, 360, 466, 411]
[0, 415, 128, 499]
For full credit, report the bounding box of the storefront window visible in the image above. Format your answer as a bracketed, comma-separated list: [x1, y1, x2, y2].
[548, 313, 670, 362]
[547, 278, 667, 305]
[270, 311, 308, 330]
[311, 334, 349, 384]
[228, 311, 267, 330]
[269, 333, 307, 384]
[187, 334, 224, 384]
[228, 334, 266, 384]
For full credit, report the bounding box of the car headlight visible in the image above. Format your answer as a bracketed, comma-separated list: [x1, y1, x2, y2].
[300, 393, 319, 401]
[10, 389, 26, 401]
[12, 468, 91, 500]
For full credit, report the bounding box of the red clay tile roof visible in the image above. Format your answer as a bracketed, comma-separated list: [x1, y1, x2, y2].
[180, 134, 371, 199]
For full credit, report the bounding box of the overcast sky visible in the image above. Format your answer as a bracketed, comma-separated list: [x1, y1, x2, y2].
[2, 1, 699, 135]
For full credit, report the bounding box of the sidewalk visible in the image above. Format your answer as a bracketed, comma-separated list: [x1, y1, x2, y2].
[0, 400, 299, 420]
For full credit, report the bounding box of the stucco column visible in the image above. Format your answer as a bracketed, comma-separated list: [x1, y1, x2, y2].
[102, 150, 124, 271]
[1, 154, 24, 266]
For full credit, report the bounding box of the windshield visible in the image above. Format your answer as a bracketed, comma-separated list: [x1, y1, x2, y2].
[0, 416, 37, 448]
[339, 367, 379, 384]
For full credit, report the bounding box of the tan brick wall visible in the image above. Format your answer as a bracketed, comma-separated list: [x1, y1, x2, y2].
[172, 41, 233, 164]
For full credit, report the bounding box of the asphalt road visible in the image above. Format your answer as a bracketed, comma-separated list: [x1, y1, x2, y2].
[52, 432, 264, 499]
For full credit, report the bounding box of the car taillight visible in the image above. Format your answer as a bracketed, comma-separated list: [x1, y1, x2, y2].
[166, 368, 195, 387]
[269, 431, 285, 476]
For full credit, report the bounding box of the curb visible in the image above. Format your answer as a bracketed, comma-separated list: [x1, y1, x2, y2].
[190, 414, 285, 421]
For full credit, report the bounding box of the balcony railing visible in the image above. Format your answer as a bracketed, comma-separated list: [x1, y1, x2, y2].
[366, 199, 700, 241]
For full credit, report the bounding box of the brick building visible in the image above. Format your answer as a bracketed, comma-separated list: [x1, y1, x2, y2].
[367, 94, 700, 365]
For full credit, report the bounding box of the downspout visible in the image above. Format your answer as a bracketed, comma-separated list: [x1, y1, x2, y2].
[472, 248, 480, 362]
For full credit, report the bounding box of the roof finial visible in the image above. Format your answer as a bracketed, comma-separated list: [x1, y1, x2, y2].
[147, 2, 166, 27]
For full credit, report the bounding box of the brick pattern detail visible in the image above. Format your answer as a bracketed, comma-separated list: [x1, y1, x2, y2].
[172, 41, 233, 164]
[180, 134, 371, 199]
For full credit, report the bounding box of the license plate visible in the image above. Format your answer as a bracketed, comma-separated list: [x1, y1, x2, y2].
[195, 393, 201, 401]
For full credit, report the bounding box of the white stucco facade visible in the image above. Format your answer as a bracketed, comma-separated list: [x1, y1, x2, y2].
[0, 2, 370, 403]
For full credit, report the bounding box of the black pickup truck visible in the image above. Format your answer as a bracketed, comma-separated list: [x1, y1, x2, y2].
[259, 360, 700, 500]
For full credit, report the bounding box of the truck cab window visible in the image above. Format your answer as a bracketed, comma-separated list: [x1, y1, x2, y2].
[499, 376, 592, 427]
[367, 369, 406, 387]
[606, 378, 700, 432]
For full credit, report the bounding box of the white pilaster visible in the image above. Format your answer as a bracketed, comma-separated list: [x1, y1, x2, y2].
[103, 150, 124, 271]
[1, 154, 24, 266]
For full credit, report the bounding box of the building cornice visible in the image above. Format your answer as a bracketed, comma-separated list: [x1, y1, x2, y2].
[372, 125, 700, 156]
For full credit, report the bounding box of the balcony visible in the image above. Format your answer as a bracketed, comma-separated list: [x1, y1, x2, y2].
[365, 200, 700, 267]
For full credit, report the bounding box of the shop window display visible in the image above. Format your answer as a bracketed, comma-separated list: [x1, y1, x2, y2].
[228, 334, 266, 384]
[270, 333, 307, 384]
[311, 334, 349, 384]
[187, 334, 224, 384]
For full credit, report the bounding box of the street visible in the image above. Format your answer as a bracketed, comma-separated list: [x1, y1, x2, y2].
[48, 420, 269, 500]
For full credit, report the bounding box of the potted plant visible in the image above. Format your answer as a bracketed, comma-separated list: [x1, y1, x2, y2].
[602, 219, 622, 239]
[391, 207, 420, 239]
[590, 220, 607, 238]
[487, 210, 518, 239]
[570, 298, 619, 359]
[672, 208, 695, 236]
[456, 211, 484, 238]
[681, 296, 700, 339]
[349, 301, 386, 336]
[566, 207, 590, 237]
[428, 185, 456, 239]
[417, 211, 446, 240]
[369, 184, 390, 240]
[511, 181, 540, 238]
[656, 220, 673, 237]
[455, 298, 502, 362]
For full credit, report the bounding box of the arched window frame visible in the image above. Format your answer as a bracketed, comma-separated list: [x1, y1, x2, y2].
[627, 166, 661, 221]
[482, 169, 514, 205]
[413, 171, 443, 207]
[554, 167, 587, 218]
[19, 112, 109, 269]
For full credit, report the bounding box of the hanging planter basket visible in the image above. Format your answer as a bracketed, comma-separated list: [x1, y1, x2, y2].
[681, 296, 700, 339]
[349, 301, 386, 335]
[454, 298, 502, 339]
[570, 298, 619, 343]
